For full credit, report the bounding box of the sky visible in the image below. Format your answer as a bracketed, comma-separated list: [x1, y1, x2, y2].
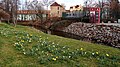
[55, 0, 84, 10]
[21, 0, 84, 10]
[20, 0, 120, 10]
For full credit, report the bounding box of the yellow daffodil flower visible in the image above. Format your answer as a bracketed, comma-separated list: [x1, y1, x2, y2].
[30, 34, 32, 36]
[96, 52, 99, 54]
[56, 56, 58, 58]
[106, 54, 109, 57]
[80, 48, 83, 50]
[52, 58, 56, 61]
[21, 40, 24, 42]
[23, 52, 26, 55]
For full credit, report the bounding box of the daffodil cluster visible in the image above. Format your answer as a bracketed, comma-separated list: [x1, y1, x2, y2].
[0, 27, 120, 66]
[13, 32, 120, 66]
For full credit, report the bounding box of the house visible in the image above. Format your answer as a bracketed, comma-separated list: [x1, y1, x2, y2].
[50, 2, 65, 17]
[63, 5, 84, 18]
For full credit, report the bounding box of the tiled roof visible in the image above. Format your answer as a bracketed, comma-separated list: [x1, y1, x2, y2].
[51, 2, 61, 6]
[66, 10, 70, 12]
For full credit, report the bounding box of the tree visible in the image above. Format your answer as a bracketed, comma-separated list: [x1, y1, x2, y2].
[41, 0, 55, 20]
[0, 0, 20, 26]
[0, 2, 10, 23]
[27, 0, 45, 24]
[0, 9, 10, 22]
[84, 0, 96, 7]
[40, 0, 54, 10]
[110, 0, 120, 19]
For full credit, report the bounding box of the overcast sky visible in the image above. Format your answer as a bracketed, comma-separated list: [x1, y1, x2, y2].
[21, 0, 84, 10]
[21, 0, 120, 10]
[55, 0, 84, 9]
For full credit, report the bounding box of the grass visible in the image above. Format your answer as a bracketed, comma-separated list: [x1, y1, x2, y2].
[0, 22, 120, 67]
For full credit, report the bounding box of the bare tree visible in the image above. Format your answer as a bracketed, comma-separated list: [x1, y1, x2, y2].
[27, 0, 45, 24]
[110, 0, 120, 19]
[40, 0, 54, 20]
[0, 11, 10, 22]
[0, 0, 20, 26]
[41, 0, 54, 10]
[0, 2, 10, 23]
[84, 0, 96, 7]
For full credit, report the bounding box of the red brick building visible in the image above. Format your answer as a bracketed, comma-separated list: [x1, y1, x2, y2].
[17, 10, 50, 21]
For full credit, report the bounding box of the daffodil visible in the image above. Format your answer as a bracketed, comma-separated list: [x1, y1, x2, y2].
[92, 53, 95, 55]
[63, 46, 66, 48]
[15, 43, 18, 45]
[52, 58, 56, 61]
[52, 42, 54, 44]
[23, 52, 26, 55]
[85, 52, 87, 54]
[14, 43, 18, 46]
[53, 45, 55, 47]
[96, 52, 99, 54]
[80, 48, 83, 50]
[29, 40, 32, 43]
[46, 54, 49, 56]
[41, 44, 44, 46]
[21, 40, 24, 43]
[30, 34, 32, 36]
[106, 54, 109, 57]
[22, 49, 25, 51]
[36, 48, 38, 51]
[20, 44, 23, 47]
[63, 56, 65, 58]
[56, 56, 58, 58]
[68, 56, 71, 58]
[27, 34, 29, 36]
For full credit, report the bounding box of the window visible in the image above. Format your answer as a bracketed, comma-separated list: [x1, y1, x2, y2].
[58, 7, 59, 10]
[73, 13, 75, 16]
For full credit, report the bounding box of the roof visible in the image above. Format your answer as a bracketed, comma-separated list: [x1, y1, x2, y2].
[51, 2, 61, 6]
[17, 10, 50, 14]
[66, 10, 70, 12]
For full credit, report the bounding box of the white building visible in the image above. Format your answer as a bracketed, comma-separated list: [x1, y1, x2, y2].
[65, 5, 84, 18]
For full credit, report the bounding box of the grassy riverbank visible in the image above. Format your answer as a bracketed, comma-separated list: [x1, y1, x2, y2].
[0, 23, 120, 67]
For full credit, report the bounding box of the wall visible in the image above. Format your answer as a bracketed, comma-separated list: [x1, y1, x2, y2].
[50, 6, 65, 17]
[17, 14, 47, 21]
